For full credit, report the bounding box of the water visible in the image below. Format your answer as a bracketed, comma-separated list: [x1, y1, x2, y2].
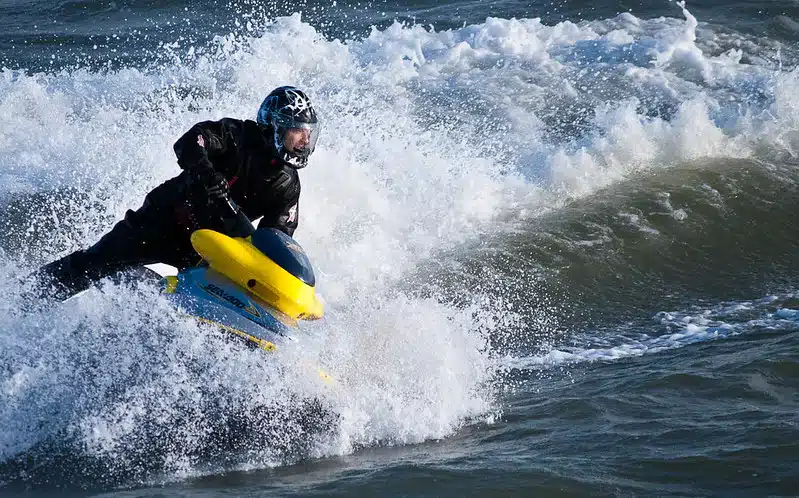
[1, 0, 798, 496]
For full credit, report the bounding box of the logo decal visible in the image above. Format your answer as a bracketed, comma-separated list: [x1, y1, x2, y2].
[287, 204, 297, 223]
[197, 134, 205, 148]
[282, 89, 312, 113]
[244, 302, 261, 317]
[199, 283, 261, 318]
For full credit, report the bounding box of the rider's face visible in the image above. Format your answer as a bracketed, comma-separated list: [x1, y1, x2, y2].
[283, 128, 310, 153]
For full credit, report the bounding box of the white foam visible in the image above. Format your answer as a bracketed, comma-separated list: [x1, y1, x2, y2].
[503, 293, 799, 371]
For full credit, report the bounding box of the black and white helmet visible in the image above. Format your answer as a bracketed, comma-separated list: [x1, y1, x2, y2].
[256, 86, 319, 169]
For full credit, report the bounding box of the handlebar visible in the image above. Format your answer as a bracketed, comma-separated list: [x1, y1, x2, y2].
[220, 197, 255, 238]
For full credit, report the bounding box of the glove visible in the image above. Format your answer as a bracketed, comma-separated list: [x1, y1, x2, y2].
[205, 174, 230, 201]
[191, 166, 229, 202]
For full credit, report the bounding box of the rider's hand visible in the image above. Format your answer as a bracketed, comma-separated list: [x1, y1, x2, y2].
[205, 173, 230, 201]
[191, 167, 230, 202]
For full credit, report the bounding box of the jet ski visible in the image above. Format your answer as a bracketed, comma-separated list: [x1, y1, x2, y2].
[160, 199, 324, 356]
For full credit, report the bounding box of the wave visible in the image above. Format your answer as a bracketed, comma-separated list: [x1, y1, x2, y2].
[1, 4, 798, 489]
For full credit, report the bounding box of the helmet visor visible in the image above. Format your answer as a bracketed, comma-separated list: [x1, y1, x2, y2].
[280, 122, 320, 159]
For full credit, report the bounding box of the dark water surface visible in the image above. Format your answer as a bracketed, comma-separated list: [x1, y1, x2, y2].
[1, 0, 798, 496]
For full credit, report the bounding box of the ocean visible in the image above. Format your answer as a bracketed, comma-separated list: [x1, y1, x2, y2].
[1, 0, 798, 496]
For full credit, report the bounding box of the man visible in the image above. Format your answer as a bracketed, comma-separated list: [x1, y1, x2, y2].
[34, 85, 320, 302]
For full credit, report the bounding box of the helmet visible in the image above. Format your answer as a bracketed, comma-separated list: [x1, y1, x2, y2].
[256, 86, 320, 169]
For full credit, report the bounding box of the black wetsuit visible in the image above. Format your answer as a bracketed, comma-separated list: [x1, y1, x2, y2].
[35, 118, 302, 301]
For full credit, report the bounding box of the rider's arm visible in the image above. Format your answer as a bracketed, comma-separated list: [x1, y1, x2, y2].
[172, 120, 231, 173]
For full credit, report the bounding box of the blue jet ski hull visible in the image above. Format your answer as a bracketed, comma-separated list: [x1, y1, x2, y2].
[163, 267, 295, 350]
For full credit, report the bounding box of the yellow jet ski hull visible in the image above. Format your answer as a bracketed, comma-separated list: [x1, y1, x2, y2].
[190, 229, 323, 321]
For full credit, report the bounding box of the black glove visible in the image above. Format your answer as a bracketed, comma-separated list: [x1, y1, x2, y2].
[191, 166, 229, 202]
[206, 174, 230, 201]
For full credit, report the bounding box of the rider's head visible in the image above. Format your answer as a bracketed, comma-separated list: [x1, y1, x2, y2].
[256, 86, 319, 169]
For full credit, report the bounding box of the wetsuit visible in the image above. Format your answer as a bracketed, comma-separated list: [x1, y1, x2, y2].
[35, 118, 302, 301]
